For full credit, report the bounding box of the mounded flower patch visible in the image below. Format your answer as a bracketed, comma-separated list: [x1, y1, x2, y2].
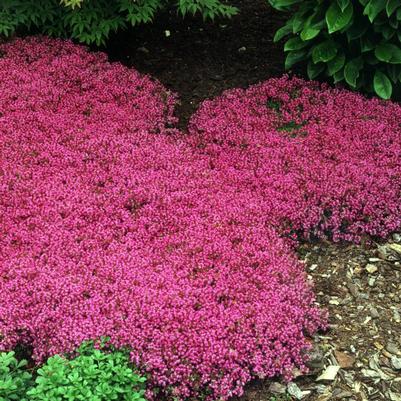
[0, 37, 400, 400]
[189, 76, 401, 242]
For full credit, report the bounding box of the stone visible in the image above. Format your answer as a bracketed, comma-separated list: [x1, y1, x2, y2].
[366, 264, 378, 274]
[386, 342, 400, 355]
[287, 382, 304, 400]
[391, 356, 401, 370]
[306, 345, 325, 369]
[334, 350, 355, 369]
[369, 306, 380, 319]
[317, 365, 340, 381]
[268, 382, 286, 394]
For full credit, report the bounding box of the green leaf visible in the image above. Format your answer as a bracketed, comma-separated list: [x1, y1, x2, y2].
[375, 43, 401, 63]
[312, 40, 337, 63]
[307, 61, 325, 79]
[344, 58, 363, 87]
[273, 23, 293, 42]
[285, 50, 308, 69]
[284, 37, 308, 51]
[300, 25, 320, 40]
[268, 0, 302, 11]
[386, 0, 400, 16]
[364, 0, 386, 22]
[326, 1, 353, 33]
[327, 54, 346, 75]
[337, 0, 350, 12]
[374, 70, 392, 98]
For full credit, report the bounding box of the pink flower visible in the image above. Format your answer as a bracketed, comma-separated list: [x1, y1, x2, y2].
[6, 37, 398, 401]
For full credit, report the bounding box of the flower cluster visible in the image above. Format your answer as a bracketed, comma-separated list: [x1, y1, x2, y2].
[189, 76, 401, 242]
[0, 38, 323, 400]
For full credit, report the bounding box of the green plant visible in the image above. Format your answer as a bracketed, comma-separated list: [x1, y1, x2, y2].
[269, 0, 401, 99]
[26, 340, 147, 401]
[0, 0, 237, 46]
[0, 351, 32, 401]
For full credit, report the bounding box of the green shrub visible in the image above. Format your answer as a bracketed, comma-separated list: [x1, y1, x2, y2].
[0, 340, 146, 401]
[0, 0, 237, 46]
[27, 340, 147, 401]
[0, 351, 32, 401]
[269, 0, 401, 99]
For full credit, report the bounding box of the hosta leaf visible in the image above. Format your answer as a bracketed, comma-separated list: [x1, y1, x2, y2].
[285, 49, 307, 69]
[312, 40, 337, 63]
[364, 0, 386, 23]
[326, 1, 353, 33]
[344, 58, 363, 87]
[327, 54, 345, 75]
[337, 0, 350, 12]
[284, 37, 308, 51]
[374, 70, 392, 98]
[307, 61, 325, 79]
[273, 23, 293, 42]
[300, 26, 321, 40]
[386, 0, 400, 17]
[375, 43, 401, 63]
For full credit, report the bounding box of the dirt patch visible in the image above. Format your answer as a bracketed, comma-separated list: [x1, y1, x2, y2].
[107, 0, 290, 129]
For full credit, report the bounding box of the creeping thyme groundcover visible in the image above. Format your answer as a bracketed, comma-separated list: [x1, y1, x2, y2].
[0, 37, 400, 400]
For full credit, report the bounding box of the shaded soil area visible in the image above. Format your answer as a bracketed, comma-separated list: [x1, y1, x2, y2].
[105, 3, 401, 400]
[107, 0, 289, 129]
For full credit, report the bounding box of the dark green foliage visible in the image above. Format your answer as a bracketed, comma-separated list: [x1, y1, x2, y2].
[0, 351, 32, 401]
[0, 340, 146, 401]
[269, 0, 401, 99]
[0, 0, 237, 46]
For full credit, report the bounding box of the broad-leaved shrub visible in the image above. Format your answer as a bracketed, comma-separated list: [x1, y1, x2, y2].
[269, 0, 401, 99]
[0, 351, 32, 401]
[0, 0, 237, 45]
[27, 340, 146, 401]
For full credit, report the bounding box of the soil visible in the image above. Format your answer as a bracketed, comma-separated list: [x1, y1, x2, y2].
[105, 3, 401, 400]
[106, 0, 291, 130]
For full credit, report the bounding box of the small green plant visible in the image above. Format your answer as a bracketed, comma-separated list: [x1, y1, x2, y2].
[269, 0, 401, 99]
[0, 0, 237, 46]
[0, 351, 32, 401]
[26, 339, 146, 401]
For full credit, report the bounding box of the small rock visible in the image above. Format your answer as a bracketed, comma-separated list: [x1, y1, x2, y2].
[379, 244, 401, 260]
[287, 382, 304, 400]
[386, 342, 400, 355]
[393, 233, 401, 242]
[366, 264, 378, 274]
[209, 74, 224, 81]
[388, 391, 401, 401]
[136, 46, 149, 54]
[334, 350, 355, 369]
[237, 46, 247, 52]
[393, 309, 401, 323]
[306, 345, 325, 369]
[310, 264, 318, 271]
[391, 356, 401, 370]
[317, 365, 340, 381]
[268, 382, 286, 394]
[346, 282, 359, 298]
[368, 277, 376, 286]
[389, 243, 401, 255]
[369, 306, 380, 319]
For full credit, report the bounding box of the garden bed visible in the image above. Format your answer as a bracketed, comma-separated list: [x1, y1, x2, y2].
[1, 1, 401, 400]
